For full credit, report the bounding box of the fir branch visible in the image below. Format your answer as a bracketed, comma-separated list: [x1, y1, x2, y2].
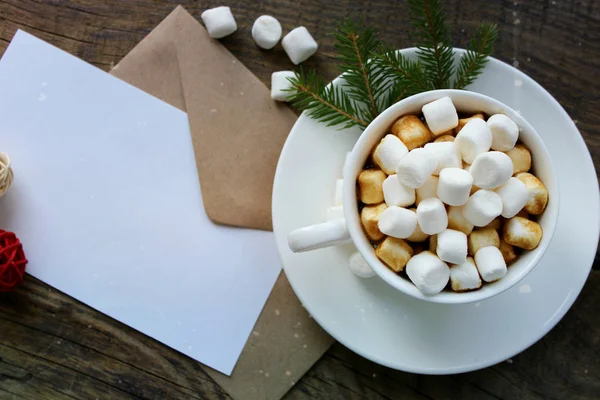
[453, 22, 499, 89]
[334, 18, 390, 121]
[407, 0, 455, 89]
[373, 46, 431, 100]
[285, 68, 369, 130]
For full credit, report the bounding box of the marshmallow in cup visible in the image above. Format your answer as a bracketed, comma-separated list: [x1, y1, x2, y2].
[287, 90, 557, 304]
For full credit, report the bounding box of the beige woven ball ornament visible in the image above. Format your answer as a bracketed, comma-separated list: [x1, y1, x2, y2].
[0, 152, 14, 197]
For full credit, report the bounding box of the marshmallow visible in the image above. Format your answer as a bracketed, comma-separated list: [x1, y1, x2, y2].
[391, 115, 432, 150]
[252, 15, 282, 49]
[406, 251, 450, 295]
[499, 239, 518, 264]
[456, 113, 484, 134]
[516, 209, 529, 219]
[495, 177, 529, 218]
[450, 257, 482, 292]
[485, 217, 502, 231]
[429, 234, 437, 253]
[412, 242, 428, 255]
[271, 71, 296, 102]
[376, 237, 414, 272]
[416, 197, 448, 235]
[383, 175, 415, 207]
[436, 229, 468, 265]
[348, 252, 376, 278]
[396, 148, 438, 188]
[281, 27, 318, 65]
[469, 151, 513, 189]
[334, 178, 343, 206]
[407, 218, 429, 242]
[474, 246, 507, 282]
[506, 144, 532, 175]
[378, 207, 417, 239]
[361, 204, 387, 241]
[434, 134, 455, 143]
[424, 142, 462, 175]
[326, 205, 344, 221]
[437, 167, 473, 206]
[488, 114, 519, 151]
[358, 170, 386, 204]
[468, 227, 500, 255]
[373, 134, 409, 174]
[502, 216, 543, 250]
[201, 6, 237, 39]
[516, 173, 549, 215]
[455, 118, 493, 163]
[463, 190, 503, 227]
[421, 96, 459, 136]
[447, 206, 474, 235]
[416, 175, 439, 205]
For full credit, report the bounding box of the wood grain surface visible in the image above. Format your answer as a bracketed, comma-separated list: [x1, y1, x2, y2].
[0, 0, 599, 399]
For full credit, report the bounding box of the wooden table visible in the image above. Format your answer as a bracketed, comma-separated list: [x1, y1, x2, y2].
[0, 1, 598, 399]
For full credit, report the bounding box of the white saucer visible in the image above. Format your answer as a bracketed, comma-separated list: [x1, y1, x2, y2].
[272, 49, 600, 374]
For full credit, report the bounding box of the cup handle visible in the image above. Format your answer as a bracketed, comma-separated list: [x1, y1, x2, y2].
[287, 218, 351, 253]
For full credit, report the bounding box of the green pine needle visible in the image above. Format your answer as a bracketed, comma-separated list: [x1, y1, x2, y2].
[453, 22, 499, 89]
[407, 0, 455, 89]
[284, 1, 500, 131]
[284, 68, 370, 130]
[334, 18, 390, 121]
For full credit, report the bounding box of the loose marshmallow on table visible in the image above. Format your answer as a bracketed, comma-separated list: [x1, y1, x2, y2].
[447, 206, 474, 235]
[474, 246, 507, 282]
[383, 175, 415, 207]
[373, 134, 409, 174]
[358, 170, 386, 204]
[378, 206, 417, 239]
[252, 15, 282, 49]
[469, 151, 513, 189]
[436, 229, 468, 265]
[506, 144, 532, 174]
[281, 27, 318, 65]
[468, 227, 499, 255]
[450, 257, 482, 292]
[488, 114, 519, 151]
[462, 190, 503, 227]
[455, 118, 493, 163]
[348, 252, 376, 278]
[495, 177, 529, 218]
[334, 178, 344, 206]
[391, 115, 432, 150]
[201, 6, 238, 39]
[326, 205, 344, 221]
[416, 197, 448, 235]
[416, 175, 439, 205]
[424, 142, 462, 175]
[396, 148, 438, 188]
[502, 216, 543, 250]
[406, 251, 450, 295]
[516, 172, 549, 215]
[456, 114, 484, 134]
[271, 71, 296, 102]
[437, 168, 473, 206]
[361, 204, 387, 241]
[421, 96, 459, 137]
[376, 237, 414, 272]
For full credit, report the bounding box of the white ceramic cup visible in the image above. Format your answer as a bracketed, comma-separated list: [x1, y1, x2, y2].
[287, 89, 559, 303]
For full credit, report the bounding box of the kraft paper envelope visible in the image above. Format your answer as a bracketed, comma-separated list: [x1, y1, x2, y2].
[111, 6, 334, 400]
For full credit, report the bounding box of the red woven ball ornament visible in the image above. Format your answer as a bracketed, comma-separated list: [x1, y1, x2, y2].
[0, 229, 28, 292]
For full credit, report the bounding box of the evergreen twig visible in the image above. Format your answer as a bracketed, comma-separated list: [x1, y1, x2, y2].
[453, 22, 499, 89]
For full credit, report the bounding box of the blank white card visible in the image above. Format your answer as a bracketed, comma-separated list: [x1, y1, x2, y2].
[0, 30, 282, 375]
